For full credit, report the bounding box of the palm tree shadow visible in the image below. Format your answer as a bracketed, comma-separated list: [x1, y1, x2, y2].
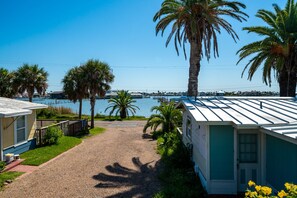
[93, 157, 161, 198]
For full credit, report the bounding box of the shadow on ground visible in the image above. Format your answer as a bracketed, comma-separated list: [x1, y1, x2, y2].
[93, 157, 161, 198]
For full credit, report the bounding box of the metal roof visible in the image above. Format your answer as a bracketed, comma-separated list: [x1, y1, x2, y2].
[0, 97, 48, 118]
[182, 97, 297, 127]
[261, 123, 297, 144]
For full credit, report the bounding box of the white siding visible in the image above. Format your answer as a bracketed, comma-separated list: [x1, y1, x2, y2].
[192, 123, 207, 178]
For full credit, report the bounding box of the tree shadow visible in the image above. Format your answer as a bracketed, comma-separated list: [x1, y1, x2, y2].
[93, 157, 161, 198]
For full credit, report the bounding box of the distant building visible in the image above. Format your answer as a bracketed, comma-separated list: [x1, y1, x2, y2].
[49, 91, 66, 99]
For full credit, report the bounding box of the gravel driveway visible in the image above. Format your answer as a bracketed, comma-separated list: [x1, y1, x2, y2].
[0, 121, 161, 198]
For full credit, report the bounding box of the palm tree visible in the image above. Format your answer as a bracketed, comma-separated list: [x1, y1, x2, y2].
[13, 64, 48, 102]
[143, 102, 182, 133]
[82, 59, 114, 128]
[62, 67, 87, 119]
[237, 0, 297, 96]
[105, 90, 140, 119]
[154, 0, 247, 97]
[0, 68, 15, 98]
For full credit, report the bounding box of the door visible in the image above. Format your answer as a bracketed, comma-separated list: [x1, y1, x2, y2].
[237, 133, 260, 192]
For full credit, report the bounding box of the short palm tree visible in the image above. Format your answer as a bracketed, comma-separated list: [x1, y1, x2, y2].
[0, 68, 15, 98]
[143, 102, 182, 133]
[237, 0, 297, 96]
[62, 67, 87, 119]
[13, 64, 48, 102]
[81, 59, 114, 128]
[105, 90, 140, 119]
[154, 0, 247, 97]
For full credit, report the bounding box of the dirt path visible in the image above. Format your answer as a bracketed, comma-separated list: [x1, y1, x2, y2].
[0, 121, 161, 198]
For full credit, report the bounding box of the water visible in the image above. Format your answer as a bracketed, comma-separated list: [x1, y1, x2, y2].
[30, 97, 176, 118]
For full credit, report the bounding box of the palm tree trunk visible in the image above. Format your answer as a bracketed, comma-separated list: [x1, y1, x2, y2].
[279, 66, 288, 96]
[120, 109, 126, 119]
[78, 98, 82, 119]
[287, 68, 297, 97]
[90, 95, 95, 128]
[187, 40, 202, 97]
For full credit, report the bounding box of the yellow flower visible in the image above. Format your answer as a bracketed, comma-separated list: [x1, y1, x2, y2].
[261, 186, 272, 195]
[245, 191, 250, 197]
[250, 191, 258, 197]
[285, 182, 291, 191]
[248, 180, 256, 187]
[255, 185, 261, 192]
[278, 190, 288, 198]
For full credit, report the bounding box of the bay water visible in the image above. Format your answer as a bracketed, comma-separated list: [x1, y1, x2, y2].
[31, 97, 176, 118]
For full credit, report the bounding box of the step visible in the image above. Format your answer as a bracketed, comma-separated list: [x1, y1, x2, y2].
[2, 159, 24, 172]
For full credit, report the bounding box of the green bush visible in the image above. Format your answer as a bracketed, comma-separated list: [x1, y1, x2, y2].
[43, 126, 63, 145]
[154, 131, 205, 198]
[0, 161, 6, 171]
[37, 107, 58, 118]
[157, 132, 192, 169]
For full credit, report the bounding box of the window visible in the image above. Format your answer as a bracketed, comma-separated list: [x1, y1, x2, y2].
[15, 116, 27, 144]
[186, 117, 192, 139]
[238, 134, 257, 163]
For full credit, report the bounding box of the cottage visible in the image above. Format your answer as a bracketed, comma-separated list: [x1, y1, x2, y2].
[180, 97, 297, 195]
[0, 97, 47, 161]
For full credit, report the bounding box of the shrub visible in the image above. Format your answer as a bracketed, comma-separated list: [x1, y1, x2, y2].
[37, 106, 74, 118]
[43, 126, 63, 145]
[158, 132, 192, 169]
[154, 131, 205, 198]
[0, 161, 5, 171]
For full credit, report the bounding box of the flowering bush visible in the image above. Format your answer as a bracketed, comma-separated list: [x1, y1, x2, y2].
[245, 180, 297, 198]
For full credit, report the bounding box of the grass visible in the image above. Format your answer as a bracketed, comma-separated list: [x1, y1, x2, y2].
[76, 127, 106, 139]
[20, 136, 82, 166]
[20, 127, 105, 166]
[89, 127, 105, 136]
[0, 171, 24, 190]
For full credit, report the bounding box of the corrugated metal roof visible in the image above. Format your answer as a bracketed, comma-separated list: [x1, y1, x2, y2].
[0, 97, 48, 118]
[261, 123, 297, 143]
[183, 97, 297, 126]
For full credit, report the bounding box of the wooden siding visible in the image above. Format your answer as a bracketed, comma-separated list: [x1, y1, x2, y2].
[27, 110, 36, 139]
[2, 112, 36, 149]
[2, 117, 14, 148]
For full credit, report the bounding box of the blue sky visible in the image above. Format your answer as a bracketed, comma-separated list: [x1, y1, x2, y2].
[0, 0, 286, 93]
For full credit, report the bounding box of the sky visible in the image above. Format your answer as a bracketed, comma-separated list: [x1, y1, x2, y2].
[0, 0, 287, 93]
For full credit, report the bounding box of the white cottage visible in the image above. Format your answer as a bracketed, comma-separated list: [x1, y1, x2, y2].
[180, 97, 297, 195]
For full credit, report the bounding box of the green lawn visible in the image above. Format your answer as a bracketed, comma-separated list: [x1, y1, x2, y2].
[0, 172, 24, 190]
[20, 127, 105, 166]
[20, 136, 82, 166]
[89, 127, 105, 136]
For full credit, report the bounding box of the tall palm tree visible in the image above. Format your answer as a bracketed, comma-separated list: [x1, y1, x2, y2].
[0, 68, 15, 98]
[105, 90, 140, 119]
[154, 0, 247, 97]
[62, 67, 87, 119]
[143, 102, 182, 133]
[237, 0, 297, 96]
[13, 64, 48, 102]
[82, 59, 114, 128]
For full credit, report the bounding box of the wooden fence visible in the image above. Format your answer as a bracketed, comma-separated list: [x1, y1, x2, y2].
[35, 119, 88, 145]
